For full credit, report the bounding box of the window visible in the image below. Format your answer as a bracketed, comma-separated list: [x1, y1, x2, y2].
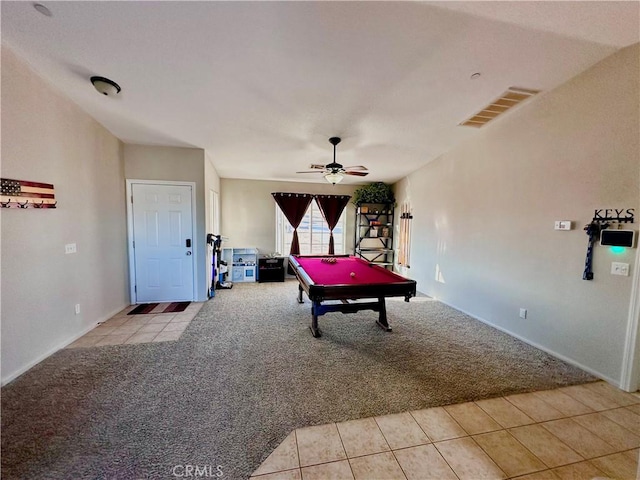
[276, 202, 346, 255]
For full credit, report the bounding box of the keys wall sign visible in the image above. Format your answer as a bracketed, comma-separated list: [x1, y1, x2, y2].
[591, 208, 634, 223]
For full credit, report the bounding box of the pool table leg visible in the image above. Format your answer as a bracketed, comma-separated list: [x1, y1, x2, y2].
[376, 297, 392, 332]
[297, 284, 304, 304]
[310, 301, 322, 338]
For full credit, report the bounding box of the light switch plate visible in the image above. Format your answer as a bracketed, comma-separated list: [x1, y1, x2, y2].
[611, 262, 629, 276]
[65, 243, 77, 254]
[554, 221, 572, 231]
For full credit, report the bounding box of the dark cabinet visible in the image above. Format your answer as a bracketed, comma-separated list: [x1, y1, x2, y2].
[258, 257, 285, 283]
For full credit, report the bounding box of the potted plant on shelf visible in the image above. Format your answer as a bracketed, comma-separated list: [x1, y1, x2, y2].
[352, 182, 395, 207]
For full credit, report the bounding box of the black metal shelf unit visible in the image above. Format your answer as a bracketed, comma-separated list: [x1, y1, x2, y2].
[354, 203, 394, 269]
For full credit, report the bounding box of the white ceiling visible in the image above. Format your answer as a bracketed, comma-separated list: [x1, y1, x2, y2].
[2, 1, 638, 185]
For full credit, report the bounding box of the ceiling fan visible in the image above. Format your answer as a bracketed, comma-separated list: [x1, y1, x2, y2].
[297, 137, 369, 184]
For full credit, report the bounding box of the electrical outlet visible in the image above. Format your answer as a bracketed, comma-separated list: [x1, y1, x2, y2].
[519, 308, 527, 319]
[65, 243, 77, 254]
[75, 304, 80, 315]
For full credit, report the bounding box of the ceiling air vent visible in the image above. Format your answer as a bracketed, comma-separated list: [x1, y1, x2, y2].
[309, 164, 326, 170]
[460, 87, 540, 128]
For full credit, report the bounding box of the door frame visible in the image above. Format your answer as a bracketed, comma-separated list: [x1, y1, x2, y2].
[621, 245, 640, 391]
[126, 179, 198, 304]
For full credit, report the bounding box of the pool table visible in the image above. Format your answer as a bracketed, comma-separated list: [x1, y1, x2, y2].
[288, 255, 417, 337]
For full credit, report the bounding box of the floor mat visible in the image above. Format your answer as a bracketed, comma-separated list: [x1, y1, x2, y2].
[127, 303, 159, 315]
[163, 302, 190, 313]
[127, 302, 191, 315]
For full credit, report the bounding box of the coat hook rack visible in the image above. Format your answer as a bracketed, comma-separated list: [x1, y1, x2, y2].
[0, 199, 57, 209]
[31, 200, 56, 209]
[1, 178, 57, 209]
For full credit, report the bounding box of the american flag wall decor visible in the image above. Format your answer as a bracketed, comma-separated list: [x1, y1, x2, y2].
[1, 178, 57, 209]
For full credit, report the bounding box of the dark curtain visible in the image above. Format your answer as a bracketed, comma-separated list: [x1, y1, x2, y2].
[314, 194, 351, 254]
[272, 192, 313, 257]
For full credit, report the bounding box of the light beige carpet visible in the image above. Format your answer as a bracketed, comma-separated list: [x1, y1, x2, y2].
[1, 281, 595, 479]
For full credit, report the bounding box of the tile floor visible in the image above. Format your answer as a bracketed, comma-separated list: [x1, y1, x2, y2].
[251, 381, 640, 480]
[66, 302, 203, 348]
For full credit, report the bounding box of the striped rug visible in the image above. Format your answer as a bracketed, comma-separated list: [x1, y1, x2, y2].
[127, 302, 190, 315]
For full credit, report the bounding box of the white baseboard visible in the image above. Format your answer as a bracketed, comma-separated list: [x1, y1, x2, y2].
[1, 304, 129, 386]
[437, 299, 619, 388]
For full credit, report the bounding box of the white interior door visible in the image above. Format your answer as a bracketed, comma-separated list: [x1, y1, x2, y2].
[132, 183, 194, 302]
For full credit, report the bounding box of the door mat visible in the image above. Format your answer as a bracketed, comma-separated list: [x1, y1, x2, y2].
[128, 303, 159, 315]
[128, 302, 191, 315]
[163, 302, 191, 313]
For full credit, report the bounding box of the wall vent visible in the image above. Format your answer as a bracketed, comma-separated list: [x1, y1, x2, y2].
[459, 87, 540, 128]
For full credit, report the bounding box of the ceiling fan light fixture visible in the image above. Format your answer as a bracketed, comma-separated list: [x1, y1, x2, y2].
[324, 172, 344, 184]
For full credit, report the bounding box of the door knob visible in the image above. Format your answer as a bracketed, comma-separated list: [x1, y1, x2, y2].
[186, 251, 192, 256]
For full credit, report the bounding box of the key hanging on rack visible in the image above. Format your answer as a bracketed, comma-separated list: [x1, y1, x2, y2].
[583, 221, 608, 280]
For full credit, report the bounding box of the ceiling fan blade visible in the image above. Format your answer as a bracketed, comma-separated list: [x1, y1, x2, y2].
[296, 171, 324, 174]
[343, 165, 368, 171]
[344, 171, 369, 176]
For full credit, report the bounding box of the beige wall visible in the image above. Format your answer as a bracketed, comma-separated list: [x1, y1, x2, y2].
[124, 144, 214, 302]
[220, 179, 359, 254]
[204, 152, 221, 294]
[394, 44, 640, 385]
[204, 152, 222, 237]
[1, 47, 129, 383]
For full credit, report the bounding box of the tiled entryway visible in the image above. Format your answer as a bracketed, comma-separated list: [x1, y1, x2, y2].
[66, 302, 203, 348]
[251, 381, 640, 480]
